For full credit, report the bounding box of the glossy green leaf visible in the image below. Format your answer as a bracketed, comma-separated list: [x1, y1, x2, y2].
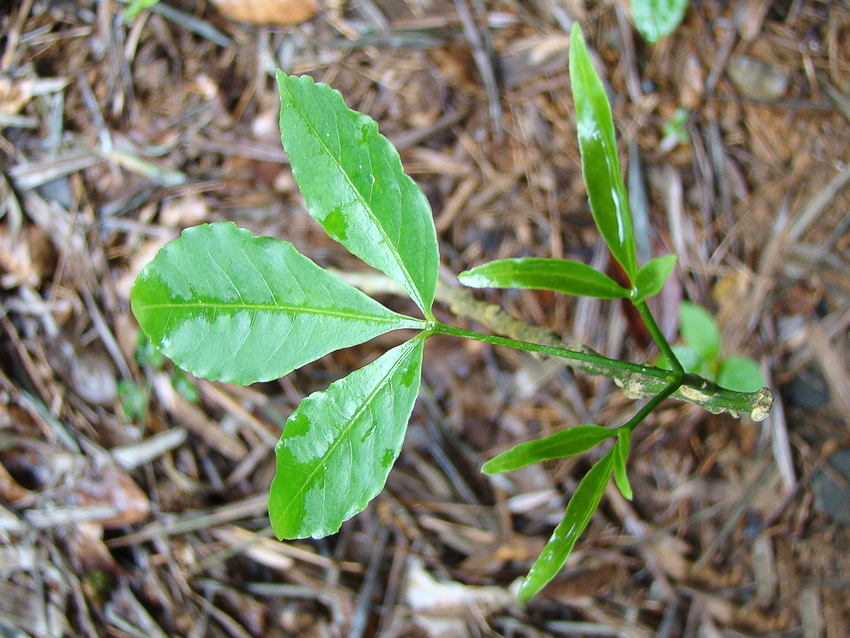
[717, 355, 764, 393]
[519, 448, 615, 602]
[613, 429, 632, 500]
[630, 0, 689, 43]
[131, 222, 422, 385]
[270, 337, 424, 539]
[679, 301, 721, 362]
[482, 425, 615, 474]
[277, 72, 439, 316]
[459, 258, 630, 300]
[569, 24, 637, 282]
[631, 254, 677, 302]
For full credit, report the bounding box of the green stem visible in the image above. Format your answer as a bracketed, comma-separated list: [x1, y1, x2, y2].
[622, 376, 683, 433]
[426, 313, 772, 421]
[429, 321, 669, 380]
[331, 271, 773, 421]
[635, 300, 683, 374]
[431, 321, 685, 431]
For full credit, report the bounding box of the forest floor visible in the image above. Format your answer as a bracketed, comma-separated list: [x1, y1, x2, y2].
[1, 1, 849, 637]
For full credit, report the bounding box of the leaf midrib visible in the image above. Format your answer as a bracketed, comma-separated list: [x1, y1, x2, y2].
[136, 300, 423, 326]
[278, 339, 419, 533]
[279, 78, 424, 312]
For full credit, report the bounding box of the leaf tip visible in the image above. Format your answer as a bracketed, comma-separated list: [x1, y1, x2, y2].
[457, 269, 485, 289]
[570, 20, 584, 43]
[481, 459, 500, 474]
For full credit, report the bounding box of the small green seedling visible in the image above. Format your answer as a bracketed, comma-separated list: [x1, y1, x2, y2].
[123, 0, 161, 21]
[663, 107, 691, 144]
[119, 334, 200, 422]
[630, 0, 691, 42]
[658, 301, 765, 393]
[131, 24, 771, 601]
[117, 380, 148, 422]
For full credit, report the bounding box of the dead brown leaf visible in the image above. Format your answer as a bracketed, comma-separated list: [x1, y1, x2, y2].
[210, 0, 318, 25]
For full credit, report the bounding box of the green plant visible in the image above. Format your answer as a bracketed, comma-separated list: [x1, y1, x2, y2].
[663, 107, 691, 144]
[119, 334, 200, 422]
[630, 0, 690, 42]
[657, 301, 765, 393]
[131, 24, 772, 601]
[123, 0, 162, 21]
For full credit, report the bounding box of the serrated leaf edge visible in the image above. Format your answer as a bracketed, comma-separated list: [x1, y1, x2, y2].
[278, 72, 435, 315]
[271, 335, 424, 538]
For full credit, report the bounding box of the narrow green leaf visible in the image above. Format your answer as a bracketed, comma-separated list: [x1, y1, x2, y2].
[613, 429, 632, 500]
[270, 337, 424, 539]
[519, 449, 615, 602]
[124, 0, 161, 21]
[630, 0, 690, 43]
[482, 425, 615, 474]
[459, 258, 630, 300]
[131, 222, 422, 385]
[679, 301, 721, 362]
[277, 72, 439, 316]
[569, 24, 638, 282]
[717, 356, 764, 393]
[631, 254, 676, 302]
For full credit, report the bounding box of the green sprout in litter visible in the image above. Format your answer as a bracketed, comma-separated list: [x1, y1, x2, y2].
[630, 0, 691, 43]
[658, 301, 766, 395]
[130, 23, 772, 602]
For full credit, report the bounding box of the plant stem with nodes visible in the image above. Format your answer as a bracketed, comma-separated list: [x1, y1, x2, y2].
[332, 270, 774, 421]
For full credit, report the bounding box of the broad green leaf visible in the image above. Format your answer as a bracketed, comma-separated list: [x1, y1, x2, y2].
[569, 24, 638, 282]
[270, 337, 424, 539]
[630, 0, 689, 43]
[482, 425, 615, 474]
[679, 301, 721, 362]
[277, 72, 439, 316]
[717, 356, 764, 393]
[459, 258, 630, 300]
[631, 254, 677, 302]
[131, 222, 422, 385]
[519, 448, 615, 602]
[613, 429, 632, 500]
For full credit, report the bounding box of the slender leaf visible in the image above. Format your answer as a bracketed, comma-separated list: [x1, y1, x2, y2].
[569, 24, 638, 282]
[482, 425, 615, 474]
[613, 429, 632, 500]
[631, 0, 689, 43]
[131, 222, 422, 385]
[459, 258, 630, 300]
[277, 72, 439, 316]
[631, 254, 677, 302]
[717, 356, 764, 393]
[679, 301, 721, 362]
[124, 0, 161, 20]
[519, 449, 615, 602]
[270, 337, 424, 539]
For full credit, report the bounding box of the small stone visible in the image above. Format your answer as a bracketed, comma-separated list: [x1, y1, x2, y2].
[812, 450, 850, 524]
[727, 56, 790, 102]
[781, 367, 830, 412]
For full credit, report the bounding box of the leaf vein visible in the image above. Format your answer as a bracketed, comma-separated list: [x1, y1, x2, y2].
[279, 78, 422, 310]
[278, 340, 417, 525]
